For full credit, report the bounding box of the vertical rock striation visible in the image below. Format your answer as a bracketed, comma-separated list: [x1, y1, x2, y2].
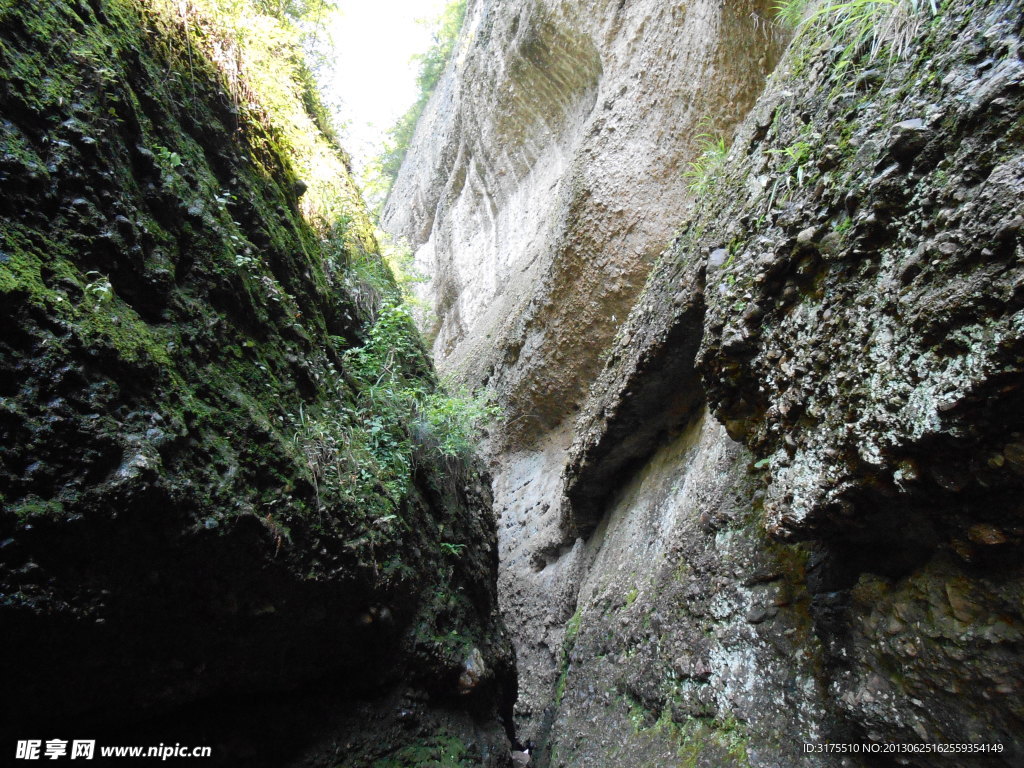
[384, 0, 786, 444]
[389, 0, 1024, 765]
[383, 0, 788, 747]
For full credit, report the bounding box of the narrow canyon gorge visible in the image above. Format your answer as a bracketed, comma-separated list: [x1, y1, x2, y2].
[2, 0, 1023, 766]
[385, 0, 1024, 765]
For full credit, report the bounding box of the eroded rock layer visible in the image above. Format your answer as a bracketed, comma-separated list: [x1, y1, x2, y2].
[557, 2, 1024, 765]
[0, 1, 513, 764]
[384, 0, 786, 446]
[384, 0, 789, 746]
[391, 0, 1024, 765]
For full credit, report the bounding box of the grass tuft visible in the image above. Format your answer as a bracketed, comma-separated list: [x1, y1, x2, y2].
[774, 0, 941, 66]
[684, 131, 730, 195]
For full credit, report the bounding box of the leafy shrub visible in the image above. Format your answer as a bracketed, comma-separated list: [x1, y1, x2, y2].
[684, 131, 729, 194]
[293, 302, 498, 527]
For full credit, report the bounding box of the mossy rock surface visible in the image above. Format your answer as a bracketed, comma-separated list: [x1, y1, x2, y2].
[0, 1, 513, 764]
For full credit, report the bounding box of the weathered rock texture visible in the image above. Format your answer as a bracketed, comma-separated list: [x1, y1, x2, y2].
[557, 2, 1024, 765]
[391, 0, 1024, 765]
[0, 1, 513, 764]
[384, 0, 786, 445]
[383, 0, 789, 746]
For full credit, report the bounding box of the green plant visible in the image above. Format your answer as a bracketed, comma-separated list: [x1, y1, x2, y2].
[565, 607, 583, 646]
[684, 130, 729, 195]
[773, 0, 811, 28]
[292, 302, 499, 527]
[152, 144, 182, 170]
[778, 0, 940, 70]
[415, 383, 501, 459]
[439, 542, 465, 556]
[370, 731, 472, 768]
[763, 131, 819, 212]
[83, 271, 113, 308]
[768, 139, 814, 185]
[553, 606, 584, 705]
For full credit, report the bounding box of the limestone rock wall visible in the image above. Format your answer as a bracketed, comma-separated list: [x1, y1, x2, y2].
[389, 0, 1024, 765]
[555, 1, 1024, 765]
[383, 0, 788, 748]
[383, 0, 786, 446]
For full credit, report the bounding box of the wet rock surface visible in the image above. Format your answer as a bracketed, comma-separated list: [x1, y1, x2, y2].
[0, 1, 513, 764]
[396, 0, 1024, 765]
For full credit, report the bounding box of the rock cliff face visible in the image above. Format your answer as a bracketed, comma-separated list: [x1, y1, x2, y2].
[384, 0, 786, 443]
[383, 0, 789, 745]
[0, 1, 513, 764]
[388, 0, 1024, 765]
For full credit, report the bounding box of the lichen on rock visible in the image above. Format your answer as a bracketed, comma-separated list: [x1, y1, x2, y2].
[0, 0, 514, 763]
[389, 0, 1024, 765]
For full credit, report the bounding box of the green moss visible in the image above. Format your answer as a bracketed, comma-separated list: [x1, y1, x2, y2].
[623, 696, 753, 768]
[624, 587, 640, 608]
[565, 606, 583, 645]
[0, 246, 51, 305]
[553, 606, 584, 705]
[10, 497, 65, 524]
[0, 232, 174, 372]
[0, 1, 510, 750]
[369, 733, 473, 768]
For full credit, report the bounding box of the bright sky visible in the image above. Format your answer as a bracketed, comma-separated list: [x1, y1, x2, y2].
[327, 0, 450, 172]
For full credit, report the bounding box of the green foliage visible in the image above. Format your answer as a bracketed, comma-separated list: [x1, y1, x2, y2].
[152, 144, 183, 170]
[684, 130, 730, 195]
[347, 303, 499, 462]
[374, 0, 467, 193]
[767, 138, 814, 186]
[344, 302, 425, 381]
[565, 607, 583, 646]
[413, 0, 467, 94]
[332, 229, 427, 320]
[254, 0, 336, 23]
[622, 695, 752, 768]
[382, 235, 428, 302]
[773, 0, 811, 28]
[83, 271, 114, 309]
[293, 302, 498, 527]
[416, 382, 501, 459]
[761, 123, 821, 211]
[776, 0, 941, 69]
[368, 732, 473, 768]
[148, 0, 373, 250]
[554, 606, 584, 705]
